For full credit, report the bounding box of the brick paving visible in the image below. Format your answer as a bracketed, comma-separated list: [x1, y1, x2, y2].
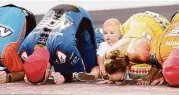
[0, 81, 178, 95]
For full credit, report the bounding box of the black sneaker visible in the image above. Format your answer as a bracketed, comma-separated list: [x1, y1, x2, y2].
[74, 72, 95, 81]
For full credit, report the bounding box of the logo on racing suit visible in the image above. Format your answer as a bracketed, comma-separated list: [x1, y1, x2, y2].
[165, 41, 179, 46]
[142, 32, 152, 43]
[57, 51, 80, 65]
[0, 24, 13, 38]
[57, 50, 67, 64]
[165, 27, 179, 37]
[68, 52, 80, 65]
[71, 56, 80, 65]
[21, 52, 28, 61]
[36, 10, 73, 36]
[165, 27, 179, 47]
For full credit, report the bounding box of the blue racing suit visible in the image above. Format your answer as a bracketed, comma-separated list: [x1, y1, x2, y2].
[19, 4, 99, 77]
[0, 4, 36, 72]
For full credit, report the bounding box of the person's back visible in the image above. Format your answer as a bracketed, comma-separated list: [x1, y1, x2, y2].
[20, 4, 97, 73]
[21, 4, 99, 84]
[0, 6, 27, 70]
[155, 11, 179, 65]
[0, 4, 36, 83]
[108, 11, 170, 63]
[160, 11, 179, 86]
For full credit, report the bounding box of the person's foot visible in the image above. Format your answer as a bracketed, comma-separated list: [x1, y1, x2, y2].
[0, 71, 9, 83]
[73, 72, 95, 81]
[0, 76, 7, 83]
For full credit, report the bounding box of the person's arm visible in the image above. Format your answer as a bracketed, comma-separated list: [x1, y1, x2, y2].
[150, 69, 165, 85]
[55, 50, 74, 83]
[96, 43, 107, 76]
[127, 38, 150, 63]
[105, 38, 132, 59]
[50, 71, 65, 84]
[144, 66, 159, 81]
[97, 56, 106, 76]
[55, 46, 86, 82]
[136, 66, 159, 85]
[110, 37, 132, 51]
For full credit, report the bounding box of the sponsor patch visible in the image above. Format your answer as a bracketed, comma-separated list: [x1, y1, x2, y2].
[0, 24, 13, 38]
[165, 40, 179, 46]
[21, 52, 28, 61]
[36, 10, 73, 35]
[165, 27, 179, 37]
[142, 32, 152, 43]
[57, 51, 67, 64]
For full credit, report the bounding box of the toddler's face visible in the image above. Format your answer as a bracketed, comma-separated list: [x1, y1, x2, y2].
[103, 26, 121, 44]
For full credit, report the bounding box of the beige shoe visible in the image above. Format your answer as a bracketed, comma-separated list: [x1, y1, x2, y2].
[0, 73, 10, 83]
[48, 76, 55, 84]
[74, 72, 95, 81]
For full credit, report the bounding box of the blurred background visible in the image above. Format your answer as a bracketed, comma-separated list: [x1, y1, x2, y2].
[0, 0, 179, 28]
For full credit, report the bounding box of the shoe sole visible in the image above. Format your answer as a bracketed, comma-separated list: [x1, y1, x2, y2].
[77, 73, 95, 81]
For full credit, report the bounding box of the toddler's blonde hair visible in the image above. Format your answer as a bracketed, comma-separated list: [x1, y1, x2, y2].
[103, 18, 121, 33]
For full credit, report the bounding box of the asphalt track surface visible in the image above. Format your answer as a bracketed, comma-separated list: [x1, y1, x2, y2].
[1, 5, 179, 95]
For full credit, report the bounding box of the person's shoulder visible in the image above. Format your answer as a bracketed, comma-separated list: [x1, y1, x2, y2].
[100, 42, 109, 46]
[98, 42, 110, 51]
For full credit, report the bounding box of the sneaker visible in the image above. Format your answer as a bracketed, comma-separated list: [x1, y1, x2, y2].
[0, 72, 9, 83]
[74, 72, 95, 81]
[0, 76, 7, 83]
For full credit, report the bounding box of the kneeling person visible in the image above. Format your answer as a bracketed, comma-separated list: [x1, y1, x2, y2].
[20, 4, 98, 84]
[0, 4, 36, 83]
[99, 11, 170, 85]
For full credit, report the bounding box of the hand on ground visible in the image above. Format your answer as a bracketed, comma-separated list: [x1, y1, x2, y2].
[99, 65, 106, 76]
[136, 80, 150, 85]
[51, 72, 65, 84]
[151, 77, 165, 85]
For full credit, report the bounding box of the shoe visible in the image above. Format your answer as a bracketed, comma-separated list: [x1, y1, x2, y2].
[0, 72, 10, 83]
[0, 76, 7, 83]
[73, 72, 95, 81]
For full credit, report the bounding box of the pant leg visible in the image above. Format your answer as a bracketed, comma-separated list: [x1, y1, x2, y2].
[79, 26, 97, 73]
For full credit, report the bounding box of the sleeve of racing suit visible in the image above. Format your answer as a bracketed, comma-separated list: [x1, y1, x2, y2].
[55, 47, 86, 82]
[18, 40, 29, 63]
